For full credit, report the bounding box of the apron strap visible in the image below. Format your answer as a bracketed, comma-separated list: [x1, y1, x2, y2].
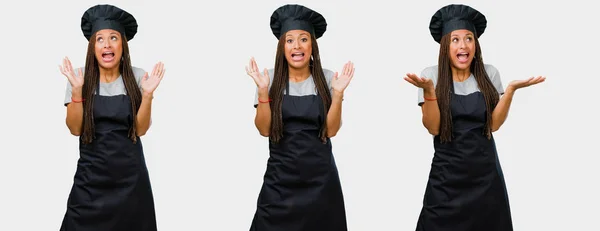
[95, 78, 100, 95]
[285, 76, 290, 96]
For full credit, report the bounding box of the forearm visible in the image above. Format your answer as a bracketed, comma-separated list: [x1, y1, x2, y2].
[135, 92, 154, 136]
[491, 87, 515, 132]
[422, 89, 441, 135]
[66, 90, 83, 136]
[254, 88, 271, 137]
[326, 90, 343, 137]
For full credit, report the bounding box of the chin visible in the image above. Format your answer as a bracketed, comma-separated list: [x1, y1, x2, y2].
[98, 62, 119, 70]
[451, 61, 472, 71]
[288, 61, 310, 69]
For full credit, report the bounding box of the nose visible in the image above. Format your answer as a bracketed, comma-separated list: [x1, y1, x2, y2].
[293, 40, 300, 49]
[459, 39, 466, 49]
[103, 40, 111, 48]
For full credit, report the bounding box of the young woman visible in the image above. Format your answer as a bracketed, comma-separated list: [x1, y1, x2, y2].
[59, 4, 165, 230]
[404, 4, 545, 231]
[246, 4, 354, 231]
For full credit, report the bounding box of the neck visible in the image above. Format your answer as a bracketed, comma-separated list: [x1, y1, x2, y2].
[99, 66, 120, 83]
[451, 66, 471, 82]
[288, 65, 310, 82]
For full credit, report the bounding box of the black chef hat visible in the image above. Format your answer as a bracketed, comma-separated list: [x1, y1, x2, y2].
[429, 4, 487, 43]
[270, 4, 327, 39]
[81, 4, 138, 41]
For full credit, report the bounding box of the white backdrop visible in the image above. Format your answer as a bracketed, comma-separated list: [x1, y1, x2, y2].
[0, 0, 598, 230]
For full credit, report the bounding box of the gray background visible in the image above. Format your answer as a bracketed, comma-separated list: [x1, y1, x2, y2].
[0, 0, 598, 230]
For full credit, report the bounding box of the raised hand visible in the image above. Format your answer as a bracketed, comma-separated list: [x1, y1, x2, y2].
[141, 62, 165, 95]
[508, 76, 546, 91]
[245, 57, 270, 89]
[404, 73, 434, 91]
[331, 61, 355, 93]
[59, 56, 84, 91]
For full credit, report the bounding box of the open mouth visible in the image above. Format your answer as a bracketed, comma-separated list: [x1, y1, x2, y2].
[102, 51, 115, 62]
[457, 52, 469, 62]
[291, 52, 305, 61]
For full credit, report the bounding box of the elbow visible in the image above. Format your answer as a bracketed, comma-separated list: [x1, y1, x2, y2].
[422, 120, 440, 136]
[69, 129, 81, 136]
[491, 125, 500, 133]
[427, 129, 439, 136]
[326, 131, 337, 138]
[326, 126, 340, 138]
[67, 124, 81, 136]
[259, 131, 270, 137]
[490, 121, 501, 133]
[424, 123, 440, 135]
[66, 119, 82, 136]
[135, 124, 149, 137]
[136, 127, 149, 137]
[256, 123, 270, 137]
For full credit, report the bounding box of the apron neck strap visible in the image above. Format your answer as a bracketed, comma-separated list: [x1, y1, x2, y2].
[285, 77, 290, 96]
[95, 78, 100, 95]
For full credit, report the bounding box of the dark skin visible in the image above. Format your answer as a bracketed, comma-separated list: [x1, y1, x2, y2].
[404, 29, 546, 135]
[59, 29, 166, 136]
[246, 30, 355, 138]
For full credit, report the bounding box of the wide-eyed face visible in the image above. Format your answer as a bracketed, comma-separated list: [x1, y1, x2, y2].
[94, 29, 123, 70]
[284, 30, 312, 70]
[448, 29, 476, 71]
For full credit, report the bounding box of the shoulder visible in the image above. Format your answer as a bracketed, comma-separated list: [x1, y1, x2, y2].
[421, 65, 439, 83]
[421, 65, 438, 76]
[483, 64, 499, 76]
[267, 68, 275, 81]
[131, 66, 146, 83]
[482, 63, 504, 92]
[322, 68, 334, 78]
[321, 68, 335, 83]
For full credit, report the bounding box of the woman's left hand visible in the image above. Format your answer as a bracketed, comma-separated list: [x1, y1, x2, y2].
[331, 61, 355, 94]
[141, 62, 165, 95]
[507, 76, 545, 91]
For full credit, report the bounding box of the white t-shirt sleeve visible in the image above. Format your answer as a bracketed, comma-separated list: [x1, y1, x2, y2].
[484, 64, 504, 95]
[132, 66, 146, 92]
[417, 65, 439, 106]
[253, 68, 275, 108]
[63, 66, 85, 106]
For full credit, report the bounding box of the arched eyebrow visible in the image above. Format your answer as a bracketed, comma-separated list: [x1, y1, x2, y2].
[95, 32, 121, 38]
[451, 33, 474, 38]
[286, 32, 310, 37]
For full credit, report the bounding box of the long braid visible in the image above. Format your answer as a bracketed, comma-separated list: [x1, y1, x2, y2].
[436, 34, 500, 143]
[120, 37, 142, 143]
[81, 39, 99, 144]
[269, 34, 332, 143]
[268, 36, 288, 143]
[308, 36, 332, 143]
[437, 34, 454, 143]
[80, 35, 142, 144]
[471, 38, 499, 139]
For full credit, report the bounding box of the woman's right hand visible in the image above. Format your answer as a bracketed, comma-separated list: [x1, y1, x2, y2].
[245, 57, 270, 90]
[59, 56, 84, 92]
[404, 73, 434, 92]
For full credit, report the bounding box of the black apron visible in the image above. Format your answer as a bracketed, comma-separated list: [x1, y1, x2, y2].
[416, 91, 513, 231]
[61, 83, 157, 231]
[250, 82, 347, 231]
